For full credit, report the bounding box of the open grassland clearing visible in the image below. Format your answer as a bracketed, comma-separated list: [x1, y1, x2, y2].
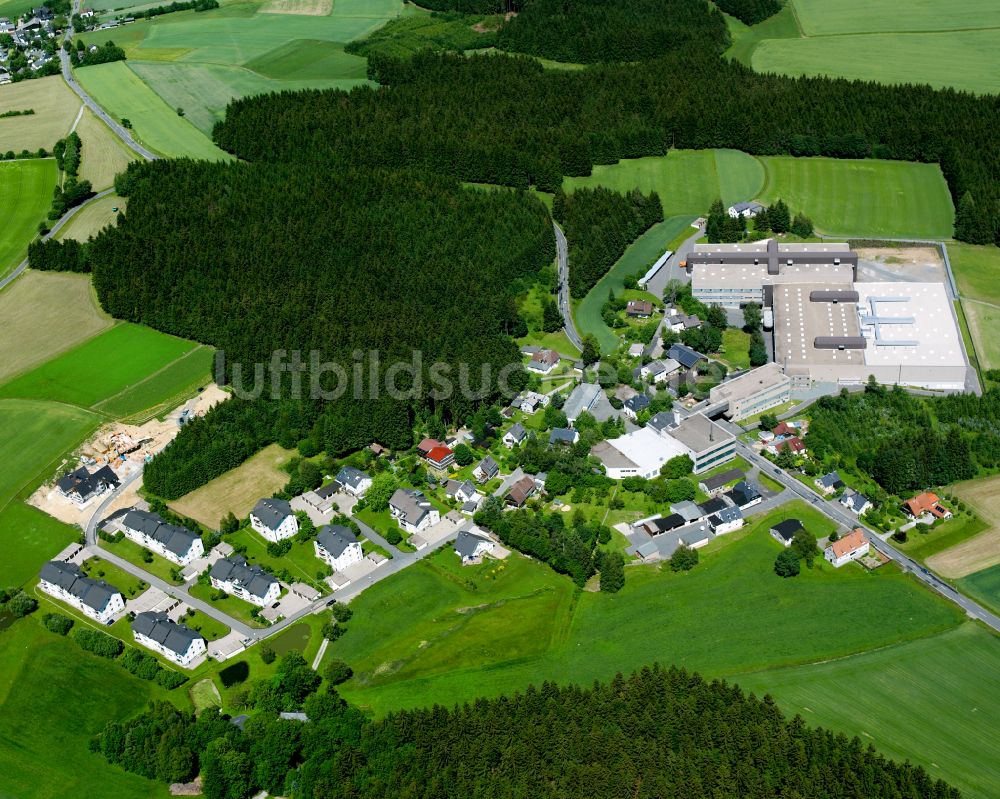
[169, 442, 294, 526]
[0, 159, 58, 278]
[335, 502, 962, 717]
[564, 149, 764, 218]
[926, 474, 1000, 578]
[73, 62, 231, 160]
[75, 109, 138, 191]
[723, 2, 800, 65]
[576, 215, 693, 353]
[950, 243, 1000, 370]
[0, 323, 198, 411]
[0, 503, 85, 588]
[0, 75, 79, 152]
[0, 618, 174, 799]
[792, 0, 1000, 36]
[957, 565, 1000, 617]
[0, 271, 113, 384]
[757, 156, 953, 238]
[735, 623, 1000, 799]
[55, 192, 126, 243]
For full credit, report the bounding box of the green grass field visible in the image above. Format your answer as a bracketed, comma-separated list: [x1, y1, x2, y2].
[737, 0, 1000, 96]
[75, 110, 137, 191]
[335, 502, 962, 717]
[957, 564, 1000, 616]
[735, 623, 1000, 799]
[73, 62, 231, 160]
[564, 149, 764, 217]
[0, 323, 199, 412]
[950, 243, 1000, 370]
[188, 581, 267, 628]
[0, 617, 173, 799]
[0, 159, 58, 278]
[0, 75, 80, 154]
[757, 156, 953, 238]
[0, 503, 84, 588]
[55, 192, 126, 243]
[575, 216, 694, 353]
[896, 514, 989, 562]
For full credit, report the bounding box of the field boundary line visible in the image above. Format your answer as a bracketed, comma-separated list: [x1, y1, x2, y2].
[68, 102, 84, 134]
[0, 318, 119, 388]
[89, 343, 208, 414]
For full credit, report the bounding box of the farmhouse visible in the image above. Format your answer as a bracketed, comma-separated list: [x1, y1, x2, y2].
[454, 530, 494, 564]
[131, 611, 206, 667]
[56, 464, 119, 506]
[505, 475, 536, 507]
[209, 556, 280, 606]
[708, 363, 791, 421]
[314, 525, 364, 572]
[527, 349, 560, 374]
[825, 528, 869, 568]
[727, 201, 764, 218]
[334, 466, 372, 498]
[815, 471, 845, 495]
[707, 505, 743, 535]
[563, 382, 602, 424]
[840, 490, 872, 515]
[503, 423, 527, 448]
[38, 561, 124, 624]
[626, 299, 653, 318]
[389, 488, 440, 533]
[250, 497, 298, 543]
[473, 456, 499, 483]
[121, 509, 204, 565]
[903, 492, 952, 520]
[770, 519, 803, 547]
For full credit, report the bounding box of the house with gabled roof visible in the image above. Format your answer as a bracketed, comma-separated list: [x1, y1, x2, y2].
[725, 480, 761, 509]
[334, 466, 372, 498]
[840, 490, 872, 516]
[770, 519, 803, 547]
[389, 488, 439, 533]
[445, 479, 478, 504]
[473, 456, 499, 483]
[549, 427, 579, 447]
[814, 471, 845, 495]
[707, 505, 743, 535]
[623, 393, 651, 420]
[903, 492, 952, 520]
[131, 611, 206, 667]
[210, 556, 280, 606]
[56, 464, 120, 506]
[121, 509, 204, 565]
[527, 349, 560, 374]
[667, 343, 705, 370]
[454, 529, 494, 564]
[825, 528, 869, 568]
[250, 497, 298, 543]
[626, 299, 653, 318]
[505, 476, 536, 507]
[39, 561, 124, 624]
[314, 525, 363, 572]
[503, 423, 527, 448]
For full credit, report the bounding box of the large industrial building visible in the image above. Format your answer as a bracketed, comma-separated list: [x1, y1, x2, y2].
[688, 239, 968, 391]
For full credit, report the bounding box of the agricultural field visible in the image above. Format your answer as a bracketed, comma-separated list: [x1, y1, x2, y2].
[0, 618, 174, 799]
[733, 0, 1000, 96]
[564, 149, 764, 218]
[0, 159, 58, 278]
[75, 109, 137, 191]
[957, 565, 1000, 617]
[950, 243, 1000, 370]
[0, 503, 85, 588]
[926, 475, 1000, 578]
[575, 216, 694, 353]
[334, 502, 962, 717]
[757, 156, 953, 238]
[76, 0, 406, 137]
[73, 62, 232, 160]
[55, 192, 126, 243]
[0, 75, 80, 152]
[0, 323, 199, 411]
[735, 624, 1000, 799]
[0, 271, 113, 384]
[168, 442, 294, 526]
[345, 10, 500, 60]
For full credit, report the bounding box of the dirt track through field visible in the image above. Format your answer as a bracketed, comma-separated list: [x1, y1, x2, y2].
[928, 476, 1000, 577]
[259, 0, 333, 15]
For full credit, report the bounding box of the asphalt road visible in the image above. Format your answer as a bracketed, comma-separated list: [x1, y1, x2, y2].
[735, 441, 1000, 633]
[553, 221, 583, 350]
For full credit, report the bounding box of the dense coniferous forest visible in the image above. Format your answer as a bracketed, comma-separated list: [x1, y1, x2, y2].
[553, 187, 663, 297]
[92, 161, 552, 497]
[215, 50, 1000, 241]
[713, 0, 781, 26]
[93, 664, 960, 799]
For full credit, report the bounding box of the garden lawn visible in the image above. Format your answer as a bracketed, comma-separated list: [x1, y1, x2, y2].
[188, 581, 267, 628]
[227, 526, 328, 588]
[73, 62, 231, 160]
[335, 502, 962, 717]
[563, 149, 764, 217]
[169, 443, 294, 526]
[895, 514, 988, 562]
[576, 215, 694, 353]
[734, 623, 1000, 799]
[181, 610, 229, 642]
[516, 329, 579, 357]
[80, 556, 148, 599]
[0, 617, 173, 799]
[0, 323, 197, 411]
[97, 536, 184, 584]
[0, 159, 57, 278]
[718, 327, 750, 370]
[0, 74, 79, 153]
[55, 192, 126, 243]
[757, 156, 954, 238]
[0, 270, 113, 385]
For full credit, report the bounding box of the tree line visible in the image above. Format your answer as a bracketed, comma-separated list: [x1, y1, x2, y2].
[553, 186, 662, 297]
[214, 47, 1000, 245]
[713, 0, 781, 26]
[92, 663, 960, 799]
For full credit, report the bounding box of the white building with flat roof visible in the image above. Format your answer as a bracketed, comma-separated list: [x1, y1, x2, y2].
[709, 363, 791, 420]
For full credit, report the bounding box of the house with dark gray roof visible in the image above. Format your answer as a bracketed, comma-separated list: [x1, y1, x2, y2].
[725, 480, 762, 509]
[56, 464, 119, 506]
[503, 422, 527, 448]
[131, 611, 206, 667]
[454, 529, 494, 563]
[445, 479, 478, 504]
[814, 471, 845, 495]
[39, 560, 124, 623]
[840, 490, 872, 516]
[334, 466, 372, 498]
[667, 343, 706, 370]
[770, 519, 804, 546]
[121, 509, 204, 565]
[389, 488, 439, 533]
[314, 525, 363, 572]
[209, 556, 280, 606]
[707, 505, 743, 535]
[250, 497, 298, 543]
[623, 393, 651, 420]
[549, 427, 579, 447]
[698, 497, 729, 516]
[698, 468, 745, 496]
[473, 456, 499, 483]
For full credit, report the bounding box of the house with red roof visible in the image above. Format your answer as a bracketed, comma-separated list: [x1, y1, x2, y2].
[903, 492, 952, 520]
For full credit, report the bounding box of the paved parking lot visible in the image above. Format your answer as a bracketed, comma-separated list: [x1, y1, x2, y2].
[260, 587, 312, 623]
